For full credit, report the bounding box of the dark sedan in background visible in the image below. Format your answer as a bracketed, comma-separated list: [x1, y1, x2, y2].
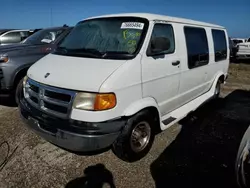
[0, 25, 73, 103]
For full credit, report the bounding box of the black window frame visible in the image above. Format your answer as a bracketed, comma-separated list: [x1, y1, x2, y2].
[212, 29, 228, 62]
[184, 26, 209, 69]
[146, 23, 176, 56]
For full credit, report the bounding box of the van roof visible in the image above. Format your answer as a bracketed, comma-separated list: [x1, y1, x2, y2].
[85, 13, 224, 29]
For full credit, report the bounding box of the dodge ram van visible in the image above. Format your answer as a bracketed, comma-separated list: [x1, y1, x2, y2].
[19, 13, 229, 162]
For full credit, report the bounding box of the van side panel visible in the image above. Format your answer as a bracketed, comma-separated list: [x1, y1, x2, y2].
[177, 25, 229, 107]
[176, 24, 208, 106]
[204, 28, 229, 88]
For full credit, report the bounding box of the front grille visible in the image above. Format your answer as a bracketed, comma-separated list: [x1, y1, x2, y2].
[43, 101, 68, 114]
[24, 79, 76, 118]
[44, 90, 71, 102]
[30, 84, 39, 93]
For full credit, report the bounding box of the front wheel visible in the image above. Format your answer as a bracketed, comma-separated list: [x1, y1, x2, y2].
[112, 110, 155, 162]
[15, 78, 24, 105]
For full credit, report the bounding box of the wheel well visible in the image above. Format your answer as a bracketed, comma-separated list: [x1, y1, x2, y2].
[14, 68, 28, 87]
[218, 75, 225, 83]
[141, 106, 161, 134]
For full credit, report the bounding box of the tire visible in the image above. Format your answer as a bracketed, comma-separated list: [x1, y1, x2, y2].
[235, 126, 250, 188]
[15, 78, 24, 105]
[112, 110, 155, 162]
[214, 80, 221, 99]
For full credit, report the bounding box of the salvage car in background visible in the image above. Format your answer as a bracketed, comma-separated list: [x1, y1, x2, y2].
[232, 38, 246, 45]
[0, 29, 32, 45]
[236, 38, 250, 60]
[0, 25, 73, 103]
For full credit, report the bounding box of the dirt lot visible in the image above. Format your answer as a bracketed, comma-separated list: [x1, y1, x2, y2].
[1, 63, 250, 188]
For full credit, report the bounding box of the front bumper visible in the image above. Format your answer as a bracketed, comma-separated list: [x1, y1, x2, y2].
[19, 98, 126, 152]
[0, 67, 14, 97]
[236, 53, 250, 60]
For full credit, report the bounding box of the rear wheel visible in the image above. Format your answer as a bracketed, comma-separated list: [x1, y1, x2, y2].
[214, 80, 221, 98]
[112, 110, 155, 162]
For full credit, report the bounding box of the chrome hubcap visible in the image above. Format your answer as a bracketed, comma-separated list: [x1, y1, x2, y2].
[130, 121, 151, 153]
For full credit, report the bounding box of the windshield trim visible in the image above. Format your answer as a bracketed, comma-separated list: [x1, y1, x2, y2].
[53, 16, 149, 60]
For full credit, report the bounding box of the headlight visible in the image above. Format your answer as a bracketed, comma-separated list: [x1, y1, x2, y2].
[0, 55, 9, 63]
[23, 75, 28, 87]
[23, 76, 28, 98]
[73, 92, 116, 111]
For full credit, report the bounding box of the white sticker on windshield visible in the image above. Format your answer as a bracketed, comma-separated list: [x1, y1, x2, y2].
[41, 39, 52, 43]
[121, 22, 144, 30]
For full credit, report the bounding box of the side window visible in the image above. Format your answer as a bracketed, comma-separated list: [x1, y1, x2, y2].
[150, 23, 175, 54]
[184, 27, 209, 69]
[212, 29, 227, 62]
[20, 31, 30, 41]
[0, 32, 22, 44]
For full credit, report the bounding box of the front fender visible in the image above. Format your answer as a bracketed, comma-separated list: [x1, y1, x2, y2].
[11, 63, 33, 85]
[122, 97, 161, 117]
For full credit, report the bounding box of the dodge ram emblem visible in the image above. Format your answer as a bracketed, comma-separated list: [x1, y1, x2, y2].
[44, 73, 50, 78]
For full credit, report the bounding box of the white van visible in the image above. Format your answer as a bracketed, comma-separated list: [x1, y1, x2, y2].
[19, 13, 229, 162]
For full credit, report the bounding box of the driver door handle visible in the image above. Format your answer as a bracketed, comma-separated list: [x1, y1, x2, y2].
[172, 61, 180, 66]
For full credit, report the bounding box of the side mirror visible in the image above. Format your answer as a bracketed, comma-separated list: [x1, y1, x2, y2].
[147, 37, 170, 56]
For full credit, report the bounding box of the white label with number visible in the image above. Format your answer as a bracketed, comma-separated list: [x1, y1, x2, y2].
[121, 22, 144, 30]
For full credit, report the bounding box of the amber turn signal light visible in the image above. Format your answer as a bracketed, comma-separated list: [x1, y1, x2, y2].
[94, 93, 116, 111]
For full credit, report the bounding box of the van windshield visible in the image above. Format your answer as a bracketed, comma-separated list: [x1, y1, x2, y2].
[54, 17, 149, 59]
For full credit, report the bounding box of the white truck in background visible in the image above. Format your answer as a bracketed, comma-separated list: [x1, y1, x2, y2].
[236, 37, 250, 60]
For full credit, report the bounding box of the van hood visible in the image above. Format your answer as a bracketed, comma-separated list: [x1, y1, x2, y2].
[27, 54, 125, 92]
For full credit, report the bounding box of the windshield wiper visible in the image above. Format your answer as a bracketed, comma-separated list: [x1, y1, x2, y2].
[76, 48, 106, 57]
[60, 48, 105, 58]
[54, 47, 134, 59]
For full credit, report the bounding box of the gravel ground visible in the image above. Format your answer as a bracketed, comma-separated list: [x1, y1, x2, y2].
[0, 99, 181, 188]
[0, 63, 250, 188]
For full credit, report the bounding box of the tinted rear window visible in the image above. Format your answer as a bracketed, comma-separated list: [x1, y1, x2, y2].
[184, 27, 209, 69]
[212, 29, 227, 62]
